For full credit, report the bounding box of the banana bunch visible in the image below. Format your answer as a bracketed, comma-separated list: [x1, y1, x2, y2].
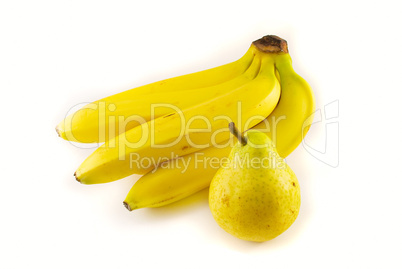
[56, 35, 315, 210]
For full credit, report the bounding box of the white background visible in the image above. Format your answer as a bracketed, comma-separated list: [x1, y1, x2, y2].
[1, 0, 401, 268]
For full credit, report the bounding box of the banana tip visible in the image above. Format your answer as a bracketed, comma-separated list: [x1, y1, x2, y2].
[123, 201, 132, 211]
[74, 172, 81, 183]
[55, 126, 61, 137]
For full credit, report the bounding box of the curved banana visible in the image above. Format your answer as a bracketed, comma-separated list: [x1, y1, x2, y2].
[263, 52, 315, 157]
[75, 52, 281, 184]
[123, 144, 232, 210]
[123, 39, 315, 210]
[56, 46, 255, 143]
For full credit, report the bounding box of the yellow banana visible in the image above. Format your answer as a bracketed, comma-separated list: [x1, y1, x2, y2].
[75, 52, 281, 184]
[56, 46, 255, 143]
[123, 144, 232, 210]
[123, 37, 315, 210]
[263, 51, 315, 157]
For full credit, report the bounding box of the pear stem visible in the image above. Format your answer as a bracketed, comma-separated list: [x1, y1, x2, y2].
[229, 122, 247, 146]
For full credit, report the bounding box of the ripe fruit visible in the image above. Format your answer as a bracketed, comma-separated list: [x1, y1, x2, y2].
[209, 123, 300, 242]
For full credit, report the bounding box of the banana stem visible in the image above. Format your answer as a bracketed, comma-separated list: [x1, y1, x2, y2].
[252, 35, 288, 54]
[229, 122, 247, 146]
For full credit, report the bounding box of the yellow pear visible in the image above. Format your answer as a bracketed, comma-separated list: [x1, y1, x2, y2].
[209, 123, 300, 242]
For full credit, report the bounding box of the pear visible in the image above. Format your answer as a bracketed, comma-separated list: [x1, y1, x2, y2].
[209, 123, 300, 242]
